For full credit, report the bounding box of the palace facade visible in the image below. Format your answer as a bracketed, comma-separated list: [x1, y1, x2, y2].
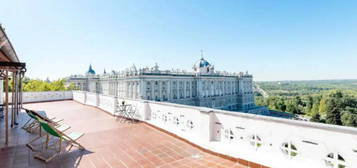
[68, 58, 266, 113]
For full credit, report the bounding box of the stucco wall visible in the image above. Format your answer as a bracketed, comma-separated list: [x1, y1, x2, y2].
[72, 91, 357, 168]
[3, 91, 73, 103]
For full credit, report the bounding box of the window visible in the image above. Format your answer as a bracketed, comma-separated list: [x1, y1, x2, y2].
[186, 120, 194, 129]
[281, 142, 298, 158]
[325, 152, 347, 168]
[162, 114, 168, 122]
[224, 129, 234, 141]
[173, 116, 179, 125]
[249, 134, 262, 149]
[152, 112, 157, 120]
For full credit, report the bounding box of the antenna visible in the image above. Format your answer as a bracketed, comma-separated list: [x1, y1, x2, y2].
[200, 49, 204, 59]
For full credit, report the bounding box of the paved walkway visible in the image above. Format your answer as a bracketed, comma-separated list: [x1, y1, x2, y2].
[0, 100, 248, 168]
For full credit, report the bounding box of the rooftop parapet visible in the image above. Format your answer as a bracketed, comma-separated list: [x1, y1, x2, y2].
[69, 58, 254, 79]
[70, 66, 253, 79]
[73, 90, 357, 168]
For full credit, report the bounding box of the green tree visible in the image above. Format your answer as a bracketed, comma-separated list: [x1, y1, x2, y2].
[318, 96, 328, 115]
[276, 98, 286, 112]
[50, 79, 66, 91]
[310, 112, 321, 122]
[66, 83, 78, 90]
[305, 95, 314, 114]
[325, 98, 342, 125]
[21, 78, 77, 92]
[310, 103, 320, 116]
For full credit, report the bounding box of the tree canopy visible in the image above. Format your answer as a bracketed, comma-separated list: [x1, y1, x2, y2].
[256, 90, 357, 127]
[5, 77, 77, 92]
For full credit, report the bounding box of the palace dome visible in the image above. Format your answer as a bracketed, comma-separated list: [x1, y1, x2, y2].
[87, 64, 96, 75]
[193, 57, 214, 74]
[194, 58, 211, 68]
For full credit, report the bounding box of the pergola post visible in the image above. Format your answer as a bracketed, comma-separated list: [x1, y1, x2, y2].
[0, 64, 26, 145]
[4, 70, 9, 145]
[11, 72, 15, 127]
[1, 25, 26, 145]
[13, 71, 19, 126]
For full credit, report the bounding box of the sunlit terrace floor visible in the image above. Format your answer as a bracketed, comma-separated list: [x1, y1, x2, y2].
[0, 100, 254, 168]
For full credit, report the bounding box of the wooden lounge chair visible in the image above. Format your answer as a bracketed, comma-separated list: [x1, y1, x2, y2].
[22, 109, 63, 133]
[24, 109, 70, 151]
[34, 119, 85, 162]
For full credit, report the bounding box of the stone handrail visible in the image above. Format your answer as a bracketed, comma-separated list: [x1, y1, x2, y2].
[72, 91, 357, 168]
[0, 91, 73, 104]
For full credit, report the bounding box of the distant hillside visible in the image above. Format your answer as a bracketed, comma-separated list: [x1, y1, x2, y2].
[254, 79, 357, 128]
[255, 79, 357, 97]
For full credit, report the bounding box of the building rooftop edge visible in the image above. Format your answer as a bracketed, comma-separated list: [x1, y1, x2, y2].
[113, 93, 357, 135]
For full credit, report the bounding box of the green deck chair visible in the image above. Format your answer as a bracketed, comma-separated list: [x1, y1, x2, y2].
[25, 110, 71, 151]
[34, 119, 85, 162]
[22, 109, 63, 133]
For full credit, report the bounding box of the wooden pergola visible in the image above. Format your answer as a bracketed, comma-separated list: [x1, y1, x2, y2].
[0, 24, 26, 145]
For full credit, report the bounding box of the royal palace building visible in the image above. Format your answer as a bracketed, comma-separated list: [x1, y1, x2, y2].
[68, 58, 266, 113]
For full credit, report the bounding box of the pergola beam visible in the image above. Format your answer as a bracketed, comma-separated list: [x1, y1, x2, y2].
[0, 61, 26, 69]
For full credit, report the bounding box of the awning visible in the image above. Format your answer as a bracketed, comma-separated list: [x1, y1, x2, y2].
[0, 24, 20, 63]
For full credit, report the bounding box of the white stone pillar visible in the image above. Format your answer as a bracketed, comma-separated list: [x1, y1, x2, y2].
[143, 100, 151, 120]
[199, 109, 216, 142]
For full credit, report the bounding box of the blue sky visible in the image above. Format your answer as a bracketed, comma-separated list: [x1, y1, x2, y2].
[1, 0, 356, 81]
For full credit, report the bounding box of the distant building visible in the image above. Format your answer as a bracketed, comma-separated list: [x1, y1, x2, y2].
[68, 58, 267, 113]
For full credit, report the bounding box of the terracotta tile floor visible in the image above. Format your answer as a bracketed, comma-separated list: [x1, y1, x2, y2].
[0, 100, 247, 168]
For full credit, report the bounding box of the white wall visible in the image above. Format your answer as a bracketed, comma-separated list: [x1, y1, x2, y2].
[98, 94, 116, 114]
[72, 91, 357, 168]
[2, 91, 73, 103]
[73, 90, 86, 104]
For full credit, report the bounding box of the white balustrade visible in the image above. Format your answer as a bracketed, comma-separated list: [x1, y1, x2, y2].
[72, 91, 357, 168]
[2, 91, 73, 104]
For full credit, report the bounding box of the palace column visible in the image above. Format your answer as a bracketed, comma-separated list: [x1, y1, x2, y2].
[188, 81, 191, 99]
[151, 81, 154, 100]
[140, 80, 145, 99]
[183, 80, 186, 98]
[159, 80, 162, 101]
[167, 80, 170, 101]
[136, 81, 140, 99]
[197, 79, 202, 98]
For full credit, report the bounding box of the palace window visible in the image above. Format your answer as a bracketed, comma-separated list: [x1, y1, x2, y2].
[281, 142, 298, 158]
[162, 95, 167, 101]
[324, 152, 347, 168]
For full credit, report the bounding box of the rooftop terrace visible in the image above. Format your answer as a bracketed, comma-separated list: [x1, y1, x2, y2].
[0, 100, 252, 168]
